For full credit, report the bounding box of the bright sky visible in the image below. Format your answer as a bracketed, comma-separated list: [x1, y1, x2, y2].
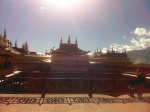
[0, 0, 150, 54]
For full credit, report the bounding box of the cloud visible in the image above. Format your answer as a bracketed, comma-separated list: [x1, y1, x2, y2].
[105, 28, 150, 52]
[108, 43, 133, 52]
[139, 37, 150, 47]
[105, 37, 150, 53]
[99, 28, 150, 53]
[87, 52, 92, 55]
[102, 48, 107, 53]
[134, 28, 150, 36]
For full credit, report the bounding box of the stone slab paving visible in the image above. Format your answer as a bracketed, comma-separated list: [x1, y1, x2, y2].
[0, 94, 150, 112]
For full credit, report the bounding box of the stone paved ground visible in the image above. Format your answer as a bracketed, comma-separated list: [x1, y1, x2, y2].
[0, 94, 150, 112]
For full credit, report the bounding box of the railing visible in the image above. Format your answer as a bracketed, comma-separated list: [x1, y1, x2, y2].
[0, 77, 150, 94]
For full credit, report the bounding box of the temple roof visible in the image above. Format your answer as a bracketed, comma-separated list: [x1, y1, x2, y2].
[12, 47, 28, 54]
[92, 48, 127, 58]
[51, 43, 89, 55]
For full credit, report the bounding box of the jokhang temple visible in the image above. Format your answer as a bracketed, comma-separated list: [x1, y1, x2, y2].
[51, 36, 90, 72]
[0, 29, 150, 95]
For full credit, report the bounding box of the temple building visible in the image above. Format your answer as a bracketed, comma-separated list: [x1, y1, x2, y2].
[90, 48, 132, 65]
[51, 36, 90, 72]
[0, 30, 18, 76]
[0, 30, 150, 95]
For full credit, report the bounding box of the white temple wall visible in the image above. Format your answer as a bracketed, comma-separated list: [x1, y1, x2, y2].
[51, 55, 89, 72]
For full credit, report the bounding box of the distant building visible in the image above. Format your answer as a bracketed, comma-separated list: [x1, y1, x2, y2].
[12, 39, 38, 55]
[12, 40, 29, 55]
[90, 48, 132, 65]
[45, 49, 51, 56]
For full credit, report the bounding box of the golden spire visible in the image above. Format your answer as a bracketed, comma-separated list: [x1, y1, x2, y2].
[68, 35, 71, 44]
[15, 39, 17, 47]
[75, 37, 78, 44]
[60, 36, 63, 43]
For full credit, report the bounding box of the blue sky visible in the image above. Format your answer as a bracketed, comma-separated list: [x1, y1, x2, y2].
[0, 0, 150, 54]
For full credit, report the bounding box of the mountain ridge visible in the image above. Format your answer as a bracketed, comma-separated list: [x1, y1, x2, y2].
[127, 47, 150, 64]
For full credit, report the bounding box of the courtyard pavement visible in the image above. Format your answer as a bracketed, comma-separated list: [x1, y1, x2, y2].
[0, 93, 150, 112]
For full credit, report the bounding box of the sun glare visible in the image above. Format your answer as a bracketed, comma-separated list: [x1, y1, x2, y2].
[51, 0, 80, 5]
[41, 0, 83, 9]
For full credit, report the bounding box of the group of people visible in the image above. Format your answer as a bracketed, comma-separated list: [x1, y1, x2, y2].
[128, 68, 146, 98]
